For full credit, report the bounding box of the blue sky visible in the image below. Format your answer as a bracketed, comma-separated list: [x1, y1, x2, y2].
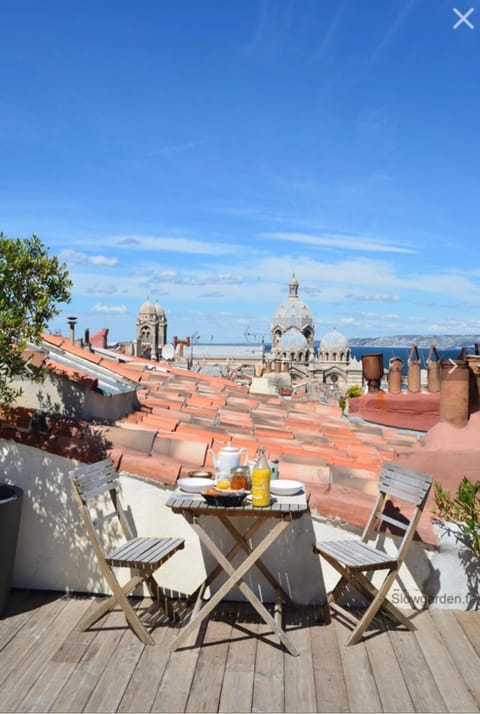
[1, 0, 479, 344]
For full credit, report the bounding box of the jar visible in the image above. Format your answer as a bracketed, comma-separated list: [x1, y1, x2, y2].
[230, 466, 250, 491]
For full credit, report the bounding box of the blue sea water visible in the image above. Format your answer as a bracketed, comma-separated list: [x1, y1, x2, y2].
[349, 346, 461, 377]
[259, 342, 463, 377]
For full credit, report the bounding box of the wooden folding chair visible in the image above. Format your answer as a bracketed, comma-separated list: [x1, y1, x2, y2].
[70, 458, 185, 645]
[314, 462, 432, 645]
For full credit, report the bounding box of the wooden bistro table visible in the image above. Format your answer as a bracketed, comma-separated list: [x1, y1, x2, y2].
[166, 489, 309, 656]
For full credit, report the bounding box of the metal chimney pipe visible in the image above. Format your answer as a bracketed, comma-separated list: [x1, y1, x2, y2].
[67, 316, 77, 345]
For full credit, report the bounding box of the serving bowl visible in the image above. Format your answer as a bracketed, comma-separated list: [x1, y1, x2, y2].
[177, 477, 213, 493]
[202, 487, 246, 507]
[270, 480, 304, 496]
[187, 470, 213, 479]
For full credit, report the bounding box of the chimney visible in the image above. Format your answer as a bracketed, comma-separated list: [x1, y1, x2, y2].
[67, 316, 77, 345]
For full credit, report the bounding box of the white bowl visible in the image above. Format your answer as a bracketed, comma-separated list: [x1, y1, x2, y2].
[270, 480, 304, 496]
[177, 477, 213, 493]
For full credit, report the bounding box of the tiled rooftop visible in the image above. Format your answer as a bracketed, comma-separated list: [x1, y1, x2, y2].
[1, 332, 438, 542]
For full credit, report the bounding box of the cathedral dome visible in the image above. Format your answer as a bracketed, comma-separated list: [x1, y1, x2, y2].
[320, 328, 349, 352]
[278, 327, 308, 349]
[154, 302, 166, 318]
[272, 274, 313, 331]
[139, 299, 155, 315]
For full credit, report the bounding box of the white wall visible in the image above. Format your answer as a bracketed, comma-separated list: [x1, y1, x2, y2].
[14, 372, 139, 421]
[0, 438, 476, 610]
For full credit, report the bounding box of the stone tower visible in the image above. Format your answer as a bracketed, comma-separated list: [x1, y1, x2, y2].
[136, 299, 167, 360]
[271, 275, 314, 364]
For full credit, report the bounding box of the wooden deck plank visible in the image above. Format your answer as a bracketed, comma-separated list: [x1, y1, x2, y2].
[82, 606, 146, 713]
[413, 610, 479, 713]
[364, 621, 415, 713]
[0, 595, 90, 713]
[0, 589, 45, 652]
[151, 608, 206, 713]
[185, 605, 233, 713]
[456, 610, 480, 658]
[309, 607, 349, 713]
[1, 591, 480, 714]
[50, 603, 130, 713]
[333, 617, 382, 713]
[387, 615, 447, 713]
[252, 618, 285, 713]
[284, 606, 318, 713]
[117, 608, 176, 713]
[218, 604, 258, 713]
[431, 610, 480, 712]
[0, 591, 70, 692]
[14, 597, 96, 713]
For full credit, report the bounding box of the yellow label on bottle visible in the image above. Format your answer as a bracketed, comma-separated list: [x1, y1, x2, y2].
[251, 467, 271, 507]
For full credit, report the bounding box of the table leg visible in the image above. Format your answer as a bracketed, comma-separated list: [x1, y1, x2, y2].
[219, 515, 293, 605]
[170, 517, 299, 656]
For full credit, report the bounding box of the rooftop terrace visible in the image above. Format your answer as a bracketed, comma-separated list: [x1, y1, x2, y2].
[1, 589, 479, 713]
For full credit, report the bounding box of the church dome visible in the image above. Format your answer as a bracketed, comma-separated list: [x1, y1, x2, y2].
[139, 299, 155, 315]
[154, 302, 165, 318]
[278, 327, 308, 349]
[320, 328, 349, 352]
[272, 274, 313, 331]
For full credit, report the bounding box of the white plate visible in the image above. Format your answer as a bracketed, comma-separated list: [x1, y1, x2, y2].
[270, 480, 304, 496]
[177, 477, 213, 493]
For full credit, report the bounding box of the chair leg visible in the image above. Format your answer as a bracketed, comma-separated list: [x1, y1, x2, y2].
[345, 570, 411, 646]
[145, 576, 178, 622]
[348, 571, 415, 631]
[78, 573, 155, 646]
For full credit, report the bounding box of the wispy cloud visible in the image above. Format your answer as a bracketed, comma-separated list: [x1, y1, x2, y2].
[112, 235, 238, 255]
[59, 249, 118, 267]
[371, 0, 417, 60]
[261, 232, 417, 254]
[91, 303, 128, 314]
[345, 292, 401, 303]
[240, 0, 294, 58]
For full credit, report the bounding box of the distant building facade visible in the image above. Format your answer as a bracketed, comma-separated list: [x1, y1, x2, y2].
[267, 276, 362, 388]
[271, 274, 314, 364]
[135, 299, 167, 360]
[122, 285, 363, 390]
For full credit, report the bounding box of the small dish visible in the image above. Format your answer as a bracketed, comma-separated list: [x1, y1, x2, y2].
[202, 487, 246, 507]
[177, 477, 213, 493]
[187, 470, 213, 479]
[270, 480, 304, 496]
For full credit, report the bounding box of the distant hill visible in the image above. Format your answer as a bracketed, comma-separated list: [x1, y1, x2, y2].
[348, 335, 480, 349]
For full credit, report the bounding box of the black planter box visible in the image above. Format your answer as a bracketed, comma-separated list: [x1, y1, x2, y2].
[0, 483, 23, 616]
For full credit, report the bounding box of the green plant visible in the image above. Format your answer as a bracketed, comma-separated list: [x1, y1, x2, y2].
[339, 384, 362, 413]
[432, 477, 480, 558]
[0, 233, 72, 406]
[346, 384, 362, 398]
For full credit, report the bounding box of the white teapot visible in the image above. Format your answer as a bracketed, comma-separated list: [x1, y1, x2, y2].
[207, 441, 248, 477]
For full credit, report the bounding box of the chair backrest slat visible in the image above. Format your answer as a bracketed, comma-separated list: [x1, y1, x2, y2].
[70, 459, 132, 557]
[73, 459, 118, 501]
[380, 462, 432, 506]
[376, 512, 409, 532]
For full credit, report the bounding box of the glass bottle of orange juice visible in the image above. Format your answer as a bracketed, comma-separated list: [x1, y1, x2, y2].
[251, 447, 271, 507]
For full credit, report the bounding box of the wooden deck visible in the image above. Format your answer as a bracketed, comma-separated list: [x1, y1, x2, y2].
[0, 589, 479, 713]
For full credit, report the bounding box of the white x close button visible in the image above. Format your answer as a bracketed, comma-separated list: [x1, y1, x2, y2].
[453, 7, 475, 29]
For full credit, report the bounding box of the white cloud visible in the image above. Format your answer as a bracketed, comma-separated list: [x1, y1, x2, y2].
[90, 255, 118, 266]
[59, 249, 117, 267]
[112, 235, 238, 255]
[261, 232, 417, 255]
[91, 303, 128, 314]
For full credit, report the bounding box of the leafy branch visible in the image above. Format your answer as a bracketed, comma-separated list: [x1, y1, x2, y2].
[432, 477, 480, 558]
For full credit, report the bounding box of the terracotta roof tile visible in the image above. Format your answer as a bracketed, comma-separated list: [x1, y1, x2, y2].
[5, 334, 440, 544]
